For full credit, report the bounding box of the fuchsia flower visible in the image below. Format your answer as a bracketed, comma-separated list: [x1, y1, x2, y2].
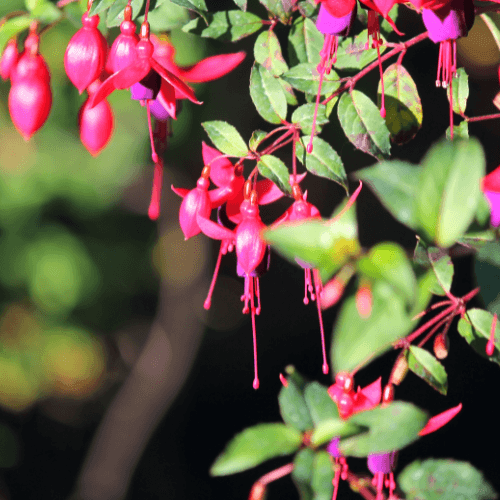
[481, 165, 500, 227]
[8, 31, 52, 141]
[0, 39, 18, 81]
[64, 12, 107, 94]
[106, 5, 139, 74]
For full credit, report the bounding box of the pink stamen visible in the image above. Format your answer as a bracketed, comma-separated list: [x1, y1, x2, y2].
[279, 373, 288, 387]
[331, 465, 341, 500]
[373, 472, 384, 500]
[486, 313, 497, 356]
[250, 276, 260, 390]
[436, 42, 443, 87]
[204, 244, 224, 309]
[313, 270, 328, 374]
[304, 269, 313, 305]
[376, 43, 386, 119]
[148, 159, 163, 220]
[242, 275, 251, 314]
[146, 100, 159, 163]
[255, 277, 261, 315]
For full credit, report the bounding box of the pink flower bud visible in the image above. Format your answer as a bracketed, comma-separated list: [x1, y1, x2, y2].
[11, 50, 50, 85]
[433, 331, 450, 359]
[64, 13, 107, 93]
[356, 282, 372, 319]
[106, 6, 139, 73]
[9, 76, 52, 140]
[79, 81, 114, 156]
[0, 39, 18, 81]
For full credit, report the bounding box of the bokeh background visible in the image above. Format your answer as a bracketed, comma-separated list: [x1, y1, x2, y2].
[0, 0, 500, 498]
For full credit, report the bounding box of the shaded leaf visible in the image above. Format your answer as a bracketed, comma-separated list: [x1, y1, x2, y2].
[279, 377, 314, 431]
[0, 16, 32, 55]
[249, 130, 267, 151]
[259, 0, 293, 24]
[310, 419, 362, 447]
[340, 402, 428, 457]
[292, 104, 328, 135]
[446, 120, 469, 140]
[254, 30, 288, 76]
[312, 452, 334, 500]
[233, 0, 247, 10]
[335, 30, 387, 70]
[282, 63, 340, 95]
[288, 16, 323, 66]
[202, 121, 249, 157]
[447, 67, 469, 115]
[0, 424, 19, 468]
[210, 423, 302, 476]
[257, 155, 291, 195]
[250, 64, 287, 124]
[304, 382, 339, 426]
[338, 90, 391, 160]
[292, 449, 315, 500]
[378, 63, 422, 145]
[295, 136, 347, 191]
[407, 346, 448, 395]
[279, 77, 299, 105]
[399, 459, 498, 500]
[475, 241, 500, 316]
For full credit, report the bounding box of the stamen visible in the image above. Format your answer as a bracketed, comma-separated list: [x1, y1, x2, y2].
[304, 269, 312, 305]
[148, 159, 163, 220]
[314, 269, 329, 374]
[331, 465, 341, 500]
[242, 275, 251, 314]
[255, 277, 261, 315]
[204, 244, 225, 309]
[250, 276, 260, 390]
[279, 373, 288, 387]
[146, 100, 159, 163]
[486, 313, 497, 356]
[436, 42, 443, 87]
[376, 42, 386, 118]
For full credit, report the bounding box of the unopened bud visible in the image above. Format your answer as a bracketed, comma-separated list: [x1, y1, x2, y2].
[335, 371, 354, 392]
[389, 354, 408, 386]
[382, 383, 394, 404]
[320, 277, 344, 309]
[356, 282, 372, 319]
[433, 331, 449, 360]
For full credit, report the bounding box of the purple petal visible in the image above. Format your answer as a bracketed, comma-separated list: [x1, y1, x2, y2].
[367, 451, 398, 474]
[149, 98, 171, 121]
[422, 0, 471, 43]
[130, 70, 162, 100]
[316, 3, 357, 36]
[327, 437, 342, 458]
[484, 191, 500, 227]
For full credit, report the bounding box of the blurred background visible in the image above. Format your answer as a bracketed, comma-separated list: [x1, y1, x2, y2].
[0, 0, 500, 498]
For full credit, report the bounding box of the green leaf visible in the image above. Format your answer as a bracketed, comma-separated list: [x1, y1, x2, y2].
[340, 402, 428, 457]
[458, 308, 500, 364]
[202, 121, 249, 157]
[475, 241, 500, 316]
[265, 202, 360, 283]
[233, 0, 247, 10]
[312, 452, 334, 500]
[292, 104, 328, 136]
[106, 0, 145, 26]
[379, 4, 399, 35]
[169, 0, 206, 15]
[250, 64, 288, 124]
[282, 63, 340, 95]
[288, 17, 323, 66]
[30, 2, 63, 23]
[25, 0, 44, 10]
[356, 160, 420, 229]
[482, 13, 500, 52]
[331, 281, 414, 374]
[279, 377, 314, 431]
[146, 0, 189, 31]
[399, 459, 498, 500]
[446, 120, 469, 141]
[407, 346, 448, 395]
[0, 16, 32, 55]
[378, 63, 423, 145]
[310, 418, 362, 448]
[304, 382, 339, 425]
[0, 424, 19, 468]
[259, 0, 293, 24]
[257, 155, 291, 195]
[356, 242, 417, 307]
[428, 247, 454, 295]
[338, 90, 391, 160]
[335, 30, 387, 70]
[249, 130, 267, 151]
[447, 67, 469, 115]
[295, 137, 347, 191]
[292, 449, 315, 500]
[254, 30, 288, 76]
[416, 139, 485, 248]
[279, 77, 299, 105]
[210, 423, 302, 476]
[88, 0, 116, 15]
[183, 10, 262, 41]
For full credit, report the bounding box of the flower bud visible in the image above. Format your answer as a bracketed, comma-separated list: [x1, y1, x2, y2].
[11, 50, 50, 85]
[356, 282, 372, 319]
[433, 331, 449, 359]
[390, 353, 409, 385]
[367, 451, 398, 474]
[106, 7, 139, 73]
[0, 39, 18, 81]
[64, 13, 107, 93]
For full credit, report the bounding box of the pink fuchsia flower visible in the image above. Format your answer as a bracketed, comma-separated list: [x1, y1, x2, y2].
[0, 39, 18, 81]
[64, 12, 107, 94]
[481, 165, 500, 227]
[11, 33, 50, 85]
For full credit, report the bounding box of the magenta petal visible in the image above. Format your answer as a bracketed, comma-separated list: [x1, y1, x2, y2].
[419, 403, 462, 436]
[357, 377, 382, 409]
[484, 191, 500, 227]
[327, 437, 342, 458]
[149, 98, 170, 121]
[171, 185, 189, 198]
[179, 51, 246, 83]
[235, 219, 267, 275]
[257, 173, 307, 205]
[113, 59, 150, 89]
[422, 0, 470, 43]
[316, 3, 357, 36]
[203, 142, 235, 187]
[367, 451, 398, 474]
[196, 214, 235, 241]
[209, 186, 233, 207]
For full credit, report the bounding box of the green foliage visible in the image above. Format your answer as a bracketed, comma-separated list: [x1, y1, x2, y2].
[447, 67, 469, 116]
[257, 155, 292, 195]
[406, 346, 448, 395]
[202, 121, 249, 157]
[278, 377, 314, 431]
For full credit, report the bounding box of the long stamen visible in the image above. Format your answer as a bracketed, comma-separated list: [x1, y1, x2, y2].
[148, 159, 163, 220]
[376, 42, 386, 118]
[242, 275, 251, 314]
[255, 277, 261, 315]
[436, 42, 443, 87]
[304, 269, 312, 305]
[146, 100, 159, 163]
[486, 313, 497, 356]
[204, 244, 225, 309]
[314, 269, 328, 374]
[331, 465, 341, 500]
[251, 276, 260, 390]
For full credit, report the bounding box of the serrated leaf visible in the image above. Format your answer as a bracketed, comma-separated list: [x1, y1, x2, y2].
[202, 121, 249, 157]
[183, 10, 261, 41]
[282, 63, 340, 95]
[295, 137, 347, 191]
[356, 160, 420, 229]
[0, 17, 32, 55]
[340, 402, 428, 457]
[378, 63, 422, 145]
[210, 423, 302, 476]
[458, 308, 500, 364]
[292, 104, 328, 136]
[254, 30, 288, 76]
[338, 90, 391, 159]
[312, 452, 334, 499]
[279, 378, 314, 431]
[259, 0, 293, 24]
[249, 130, 267, 151]
[293, 449, 315, 500]
[258, 155, 291, 195]
[106, 0, 145, 26]
[416, 139, 485, 248]
[357, 242, 417, 308]
[399, 459, 498, 500]
[446, 120, 469, 140]
[335, 30, 387, 70]
[447, 67, 469, 115]
[288, 16, 323, 65]
[304, 382, 339, 425]
[407, 346, 448, 395]
[250, 64, 287, 124]
[332, 281, 414, 374]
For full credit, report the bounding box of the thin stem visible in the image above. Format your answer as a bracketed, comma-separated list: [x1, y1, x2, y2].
[466, 112, 500, 123]
[417, 314, 452, 348]
[144, 0, 151, 22]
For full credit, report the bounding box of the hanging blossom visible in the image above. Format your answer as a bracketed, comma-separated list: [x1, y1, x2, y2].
[481, 164, 500, 227]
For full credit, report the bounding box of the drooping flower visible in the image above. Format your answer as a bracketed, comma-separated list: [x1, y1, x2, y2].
[421, 0, 474, 138]
[481, 164, 500, 227]
[0, 38, 18, 81]
[64, 12, 107, 93]
[10, 33, 50, 85]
